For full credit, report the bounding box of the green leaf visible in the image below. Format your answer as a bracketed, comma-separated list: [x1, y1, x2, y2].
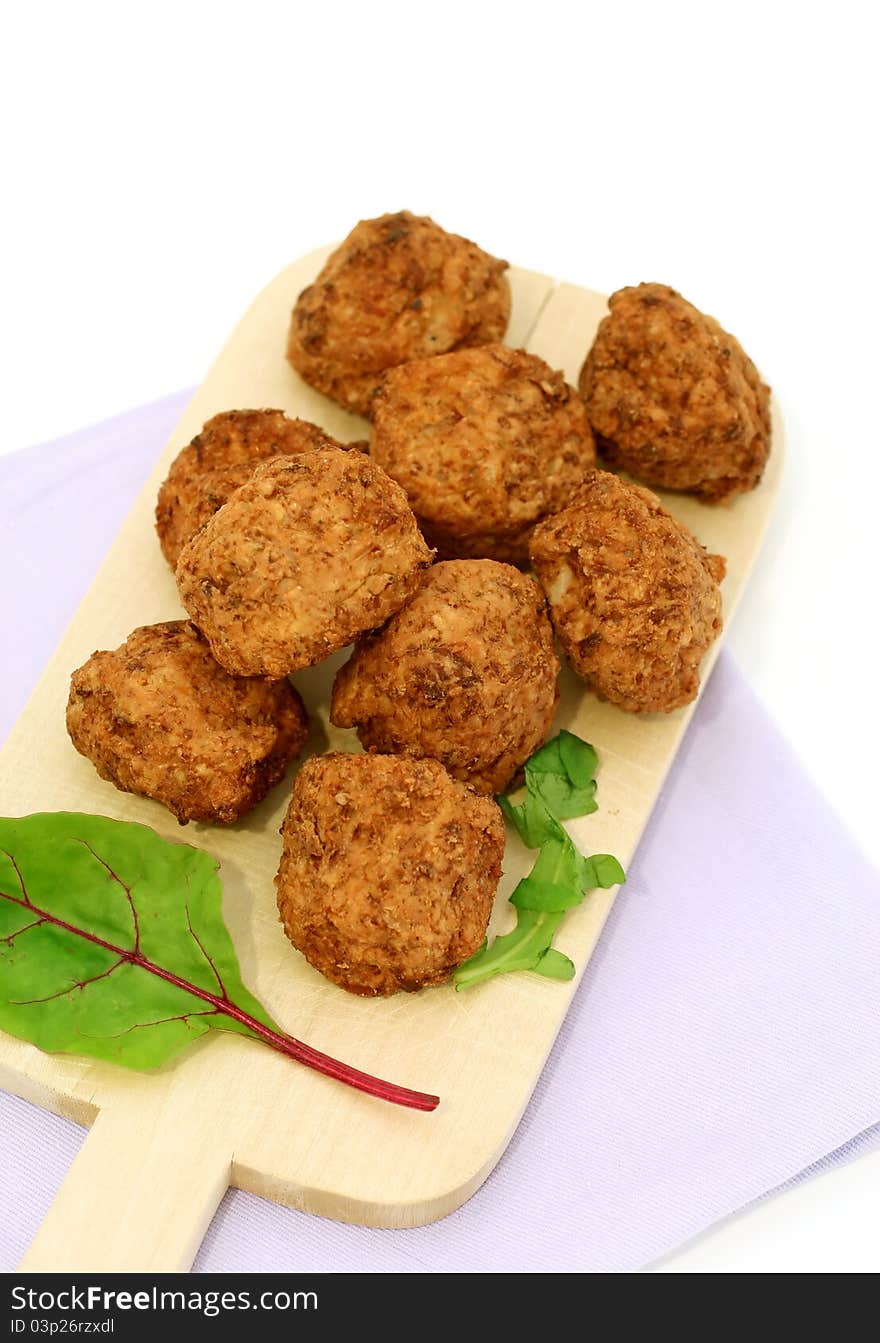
[510, 875, 584, 913]
[497, 790, 565, 849]
[529, 770, 598, 821]
[496, 792, 524, 837]
[454, 908, 565, 990]
[529, 833, 580, 884]
[511, 836, 582, 910]
[578, 853, 626, 890]
[532, 948, 576, 981]
[470, 730, 626, 990]
[511, 840, 626, 912]
[0, 813, 256, 1068]
[0, 813, 438, 1111]
[520, 734, 566, 776]
[497, 729, 600, 844]
[557, 730, 598, 788]
[522, 729, 599, 821]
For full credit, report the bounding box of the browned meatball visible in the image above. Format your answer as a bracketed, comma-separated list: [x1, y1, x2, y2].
[276, 753, 504, 995]
[66, 621, 308, 824]
[529, 471, 726, 713]
[370, 345, 597, 564]
[286, 211, 510, 419]
[331, 559, 559, 793]
[579, 283, 771, 503]
[155, 409, 362, 569]
[176, 448, 433, 678]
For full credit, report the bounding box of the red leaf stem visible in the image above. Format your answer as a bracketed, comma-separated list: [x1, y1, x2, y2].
[0, 882, 438, 1112]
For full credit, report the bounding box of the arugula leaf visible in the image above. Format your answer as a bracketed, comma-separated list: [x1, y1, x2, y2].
[510, 875, 583, 913]
[509, 840, 623, 914]
[453, 909, 566, 988]
[455, 731, 625, 991]
[557, 730, 598, 788]
[0, 813, 437, 1111]
[579, 853, 626, 890]
[500, 730, 600, 837]
[525, 731, 597, 783]
[533, 948, 576, 981]
[530, 770, 596, 821]
[497, 790, 565, 849]
[525, 729, 599, 820]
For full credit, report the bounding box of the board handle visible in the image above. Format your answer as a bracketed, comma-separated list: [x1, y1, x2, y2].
[18, 1092, 232, 1272]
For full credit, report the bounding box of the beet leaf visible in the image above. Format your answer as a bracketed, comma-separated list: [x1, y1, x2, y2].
[0, 813, 437, 1111]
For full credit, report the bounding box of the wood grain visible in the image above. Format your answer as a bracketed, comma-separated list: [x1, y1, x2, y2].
[0, 247, 783, 1269]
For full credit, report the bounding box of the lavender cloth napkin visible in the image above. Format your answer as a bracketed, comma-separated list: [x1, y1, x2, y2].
[2, 396, 880, 1273]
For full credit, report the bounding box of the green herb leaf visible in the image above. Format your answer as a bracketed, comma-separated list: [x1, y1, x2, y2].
[510, 875, 584, 913]
[510, 836, 584, 911]
[456, 731, 625, 991]
[497, 791, 565, 849]
[557, 730, 598, 789]
[525, 730, 595, 781]
[453, 909, 565, 989]
[0, 813, 437, 1111]
[524, 729, 599, 820]
[579, 853, 626, 890]
[529, 770, 597, 820]
[532, 948, 576, 981]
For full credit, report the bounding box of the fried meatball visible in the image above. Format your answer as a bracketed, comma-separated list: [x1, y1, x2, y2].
[66, 621, 308, 824]
[529, 471, 726, 713]
[371, 345, 596, 564]
[155, 409, 362, 570]
[176, 448, 433, 678]
[276, 753, 504, 996]
[286, 211, 510, 419]
[579, 283, 771, 503]
[331, 559, 559, 794]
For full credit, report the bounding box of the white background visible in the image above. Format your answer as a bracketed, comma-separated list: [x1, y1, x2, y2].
[3, 0, 878, 1271]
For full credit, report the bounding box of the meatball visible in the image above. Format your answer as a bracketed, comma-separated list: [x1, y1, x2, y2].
[370, 345, 596, 564]
[579, 283, 771, 503]
[528, 471, 725, 713]
[66, 621, 308, 824]
[276, 753, 505, 995]
[155, 409, 362, 570]
[176, 448, 433, 678]
[286, 211, 510, 419]
[331, 559, 559, 793]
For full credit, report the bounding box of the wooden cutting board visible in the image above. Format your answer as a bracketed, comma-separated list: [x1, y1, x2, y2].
[0, 247, 783, 1270]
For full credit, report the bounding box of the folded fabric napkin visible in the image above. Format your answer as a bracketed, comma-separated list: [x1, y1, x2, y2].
[2, 398, 879, 1273]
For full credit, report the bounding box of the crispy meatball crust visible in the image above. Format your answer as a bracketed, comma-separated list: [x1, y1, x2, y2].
[371, 345, 597, 564]
[276, 753, 505, 996]
[529, 471, 726, 713]
[176, 448, 433, 678]
[331, 559, 560, 793]
[66, 621, 309, 824]
[286, 211, 511, 419]
[579, 283, 771, 503]
[155, 409, 360, 570]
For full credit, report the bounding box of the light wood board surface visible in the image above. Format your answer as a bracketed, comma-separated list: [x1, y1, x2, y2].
[0, 247, 783, 1270]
